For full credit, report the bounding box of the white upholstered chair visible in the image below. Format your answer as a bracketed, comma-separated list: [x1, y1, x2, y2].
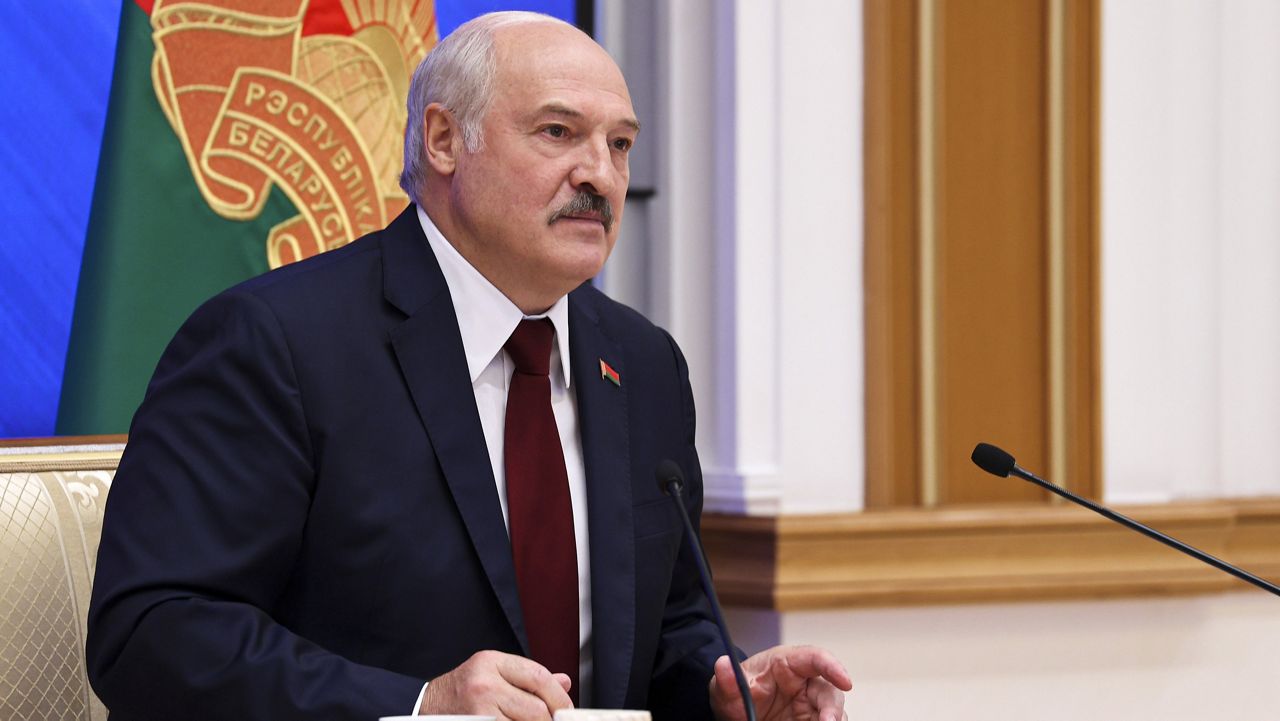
[0, 441, 122, 721]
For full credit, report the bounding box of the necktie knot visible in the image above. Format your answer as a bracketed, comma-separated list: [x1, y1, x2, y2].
[505, 318, 554, 376]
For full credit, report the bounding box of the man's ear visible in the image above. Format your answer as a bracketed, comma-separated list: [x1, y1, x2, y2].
[423, 103, 462, 175]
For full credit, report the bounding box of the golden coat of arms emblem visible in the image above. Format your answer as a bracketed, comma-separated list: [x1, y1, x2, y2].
[150, 0, 438, 267]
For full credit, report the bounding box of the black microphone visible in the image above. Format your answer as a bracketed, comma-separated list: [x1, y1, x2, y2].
[971, 442, 1280, 598]
[655, 460, 756, 721]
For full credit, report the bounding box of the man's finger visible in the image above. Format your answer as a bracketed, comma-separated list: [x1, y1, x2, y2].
[772, 646, 852, 691]
[495, 656, 574, 713]
[495, 691, 563, 721]
[708, 655, 758, 721]
[804, 677, 847, 721]
[709, 655, 739, 698]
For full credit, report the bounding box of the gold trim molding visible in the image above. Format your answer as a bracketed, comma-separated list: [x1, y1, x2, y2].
[0, 449, 124, 474]
[704, 499, 1280, 609]
[916, 0, 939, 507]
[1047, 0, 1069, 490]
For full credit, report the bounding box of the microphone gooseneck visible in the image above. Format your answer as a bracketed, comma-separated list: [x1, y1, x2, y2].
[971, 442, 1280, 598]
[654, 460, 757, 721]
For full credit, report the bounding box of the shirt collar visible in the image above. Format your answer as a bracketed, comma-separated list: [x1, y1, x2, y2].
[417, 205, 572, 388]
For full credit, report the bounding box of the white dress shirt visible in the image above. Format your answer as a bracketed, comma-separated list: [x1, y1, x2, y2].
[411, 205, 593, 711]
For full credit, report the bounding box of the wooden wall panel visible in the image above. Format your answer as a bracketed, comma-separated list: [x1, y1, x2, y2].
[1060, 0, 1101, 500]
[864, 0, 922, 508]
[934, 0, 1049, 504]
[864, 0, 1099, 507]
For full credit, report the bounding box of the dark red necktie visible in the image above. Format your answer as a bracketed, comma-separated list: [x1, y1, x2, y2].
[503, 319, 580, 703]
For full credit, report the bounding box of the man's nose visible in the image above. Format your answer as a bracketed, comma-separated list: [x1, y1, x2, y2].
[569, 137, 618, 197]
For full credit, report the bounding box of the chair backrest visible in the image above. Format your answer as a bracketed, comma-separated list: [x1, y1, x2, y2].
[0, 441, 122, 721]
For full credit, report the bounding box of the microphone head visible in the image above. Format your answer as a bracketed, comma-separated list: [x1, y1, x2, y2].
[971, 442, 1016, 477]
[655, 459, 685, 495]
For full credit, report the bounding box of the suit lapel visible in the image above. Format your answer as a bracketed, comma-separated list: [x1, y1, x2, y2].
[383, 208, 530, 655]
[569, 289, 636, 709]
[381, 212, 636, 691]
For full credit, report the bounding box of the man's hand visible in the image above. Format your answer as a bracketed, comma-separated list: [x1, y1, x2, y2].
[419, 650, 574, 720]
[708, 645, 851, 721]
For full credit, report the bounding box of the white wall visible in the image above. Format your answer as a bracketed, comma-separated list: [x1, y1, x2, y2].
[598, 2, 1280, 717]
[730, 592, 1280, 720]
[602, 1, 1280, 509]
[1103, 0, 1280, 504]
[598, 0, 864, 515]
[774, 0, 863, 514]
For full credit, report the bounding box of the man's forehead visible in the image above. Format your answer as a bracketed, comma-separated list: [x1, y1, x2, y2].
[492, 18, 596, 55]
[492, 21, 631, 96]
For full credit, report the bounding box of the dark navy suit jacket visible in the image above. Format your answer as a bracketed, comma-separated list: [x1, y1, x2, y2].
[86, 207, 723, 720]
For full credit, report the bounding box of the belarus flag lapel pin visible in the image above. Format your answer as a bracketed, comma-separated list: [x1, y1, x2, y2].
[599, 358, 621, 386]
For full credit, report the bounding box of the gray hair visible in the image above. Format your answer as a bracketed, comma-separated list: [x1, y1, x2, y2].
[399, 11, 576, 204]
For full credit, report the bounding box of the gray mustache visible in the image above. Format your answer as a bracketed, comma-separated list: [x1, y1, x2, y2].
[549, 192, 613, 232]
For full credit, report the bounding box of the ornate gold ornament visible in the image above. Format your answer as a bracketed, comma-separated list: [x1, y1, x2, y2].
[150, 0, 438, 267]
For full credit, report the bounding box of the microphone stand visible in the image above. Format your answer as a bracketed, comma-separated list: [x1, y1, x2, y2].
[658, 461, 757, 721]
[972, 442, 1280, 598]
[1011, 463, 1280, 598]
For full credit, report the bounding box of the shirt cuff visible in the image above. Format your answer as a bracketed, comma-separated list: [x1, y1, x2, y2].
[412, 681, 429, 715]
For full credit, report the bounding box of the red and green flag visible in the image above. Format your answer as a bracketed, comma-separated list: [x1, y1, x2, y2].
[599, 359, 620, 387]
[58, 0, 438, 434]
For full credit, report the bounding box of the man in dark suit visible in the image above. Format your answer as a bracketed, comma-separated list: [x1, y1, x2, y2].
[87, 11, 850, 721]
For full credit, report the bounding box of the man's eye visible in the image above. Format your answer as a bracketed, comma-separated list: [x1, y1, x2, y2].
[613, 138, 633, 152]
[543, 125, 568, 138]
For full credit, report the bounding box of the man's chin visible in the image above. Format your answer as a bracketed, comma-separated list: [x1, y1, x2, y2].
[549, 247, 612, 290]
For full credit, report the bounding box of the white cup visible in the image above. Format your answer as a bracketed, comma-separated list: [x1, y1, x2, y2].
[555, 711, 651, 721]
[379, 717, 497, 721]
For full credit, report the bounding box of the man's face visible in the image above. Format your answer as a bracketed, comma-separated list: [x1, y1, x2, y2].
[447, 23, 638, 312]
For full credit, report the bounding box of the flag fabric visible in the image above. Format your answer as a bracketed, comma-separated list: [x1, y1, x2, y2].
[57, 0, 438, 434]
[599, 359, 620, 387]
